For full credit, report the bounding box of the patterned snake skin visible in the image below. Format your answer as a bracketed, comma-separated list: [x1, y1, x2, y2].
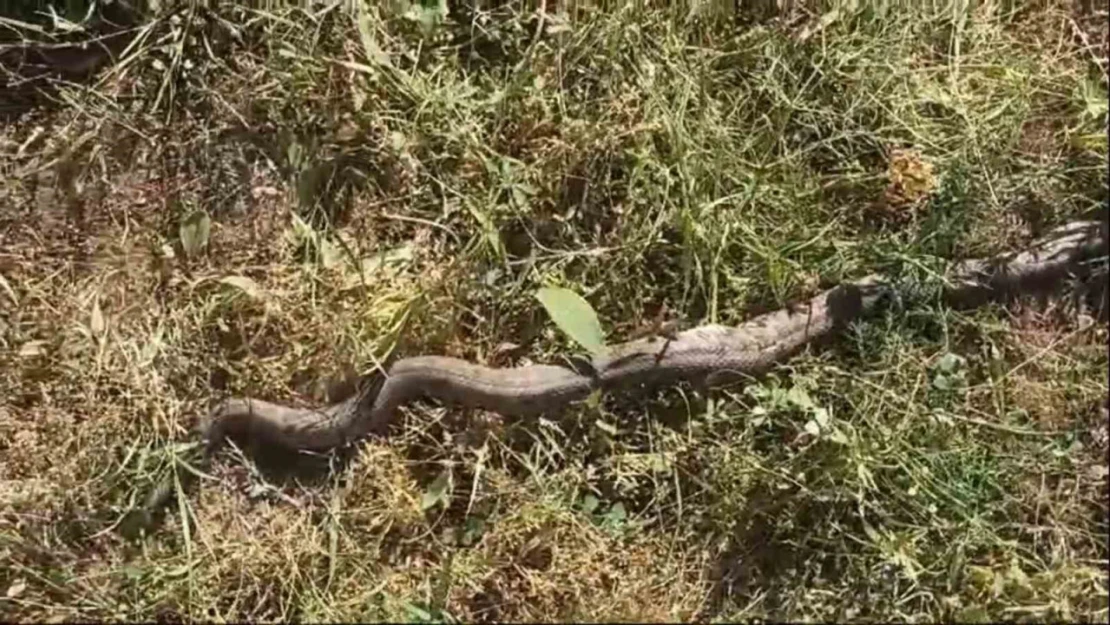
[199, 219, 1107, 453]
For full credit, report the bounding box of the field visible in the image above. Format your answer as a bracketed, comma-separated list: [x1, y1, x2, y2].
[1, 1, 1108, 622]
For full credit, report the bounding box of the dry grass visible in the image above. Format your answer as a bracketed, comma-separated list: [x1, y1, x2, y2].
[1, 1, 1107, 622]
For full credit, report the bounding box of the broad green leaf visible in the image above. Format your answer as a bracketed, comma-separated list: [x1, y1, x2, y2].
[461, 516, 486, 546]
[826, 427, 848, 445]
[287, 139, 304, 170]
[936, 352, 964, 374]
[804, 419, 821, 438]
[604, 502, 627, 525]
[956, 606, 992, 624]
[535, 286, 606, 355]
[288, 212, 315, 246]
[786, 385, 816, 411]
[420, 470, 452, 511]
[511, 185, 530, 212]
[406, 0, 448, 36]
[1081, 76, 1109, 122]
[404, 602, 433, 623]
[813, 407, 830, 429]
[583, 385, 603, 411]
[932, 374, 953, 391]
[179, 210, 210, 258]
[465, 200, 504, 261]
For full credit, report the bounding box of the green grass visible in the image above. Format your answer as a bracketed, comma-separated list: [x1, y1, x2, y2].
[1, 1, 1107, 622]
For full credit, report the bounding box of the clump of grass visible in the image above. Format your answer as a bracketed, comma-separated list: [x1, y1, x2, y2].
[1, 1, 1107, 622]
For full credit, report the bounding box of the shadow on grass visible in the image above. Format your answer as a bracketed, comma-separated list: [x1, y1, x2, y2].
[0, 2, 142, 118]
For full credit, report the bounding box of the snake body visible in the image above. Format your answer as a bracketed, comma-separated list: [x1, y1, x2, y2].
[131, 218, 1104, 527]
[201, 280, 876, 451]
[200, 219, 1107, 453]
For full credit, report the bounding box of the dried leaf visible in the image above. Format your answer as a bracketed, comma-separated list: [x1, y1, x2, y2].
[862, 520, 883, 545]
[493, 341, 521, 356]
[219, 276, 265, 300]
[356, 3, 392, 66]
[0, 273, 17, 305]
[90, 298, 105, 337]
[320, 239, 343, 269]
[179, 210, 211, 257]
[882, 148, 937, 212]
[595, 419, 618, 436]
[19, 340, 47, 358]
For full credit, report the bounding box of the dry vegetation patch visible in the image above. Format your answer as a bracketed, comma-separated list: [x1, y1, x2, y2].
[1, 1, 1107, 622]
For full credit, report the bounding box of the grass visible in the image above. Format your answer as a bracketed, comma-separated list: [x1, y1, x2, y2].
[1, 0, 1107, 621]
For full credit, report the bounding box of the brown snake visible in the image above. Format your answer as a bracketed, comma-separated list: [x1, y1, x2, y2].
[137, 219, 1107, 526]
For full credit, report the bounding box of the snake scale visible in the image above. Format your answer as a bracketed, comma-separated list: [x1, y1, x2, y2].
[138, 218, 1107, 526]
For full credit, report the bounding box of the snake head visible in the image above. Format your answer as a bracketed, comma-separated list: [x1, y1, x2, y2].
[197, 397, 246, 455]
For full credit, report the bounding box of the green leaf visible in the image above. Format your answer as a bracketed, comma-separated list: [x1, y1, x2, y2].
[511, 185, 530, 212]
[579, 493, 600, 514]
[933, 374, 953, 391]
[535, 286, 606, 355]
[603, 502, 627, 526]
[179, 210, 211, 258]
[936, 352, 964, 374]
[461, 516, 486, 546]
[803, 419, 821, 438]
[288, 213, 316, 247]
[1081, 76, 1109, 122]
[813, 407, 830, 429]
[465, 200, 504, 261]
[584, 388, 603, 411]
[420, 470, 452, 511]
[404, 602, 434, 623]
[287, 139, 304, 170]
[786, 385, 816, 411]
[406, 0, 448, 36]
[956, 606, 992, 624]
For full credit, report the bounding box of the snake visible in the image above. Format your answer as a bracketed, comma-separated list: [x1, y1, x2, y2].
[134, 218, 1107, 528]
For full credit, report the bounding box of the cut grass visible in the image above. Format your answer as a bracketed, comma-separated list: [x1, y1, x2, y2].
[1, 1, 1107, 622]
